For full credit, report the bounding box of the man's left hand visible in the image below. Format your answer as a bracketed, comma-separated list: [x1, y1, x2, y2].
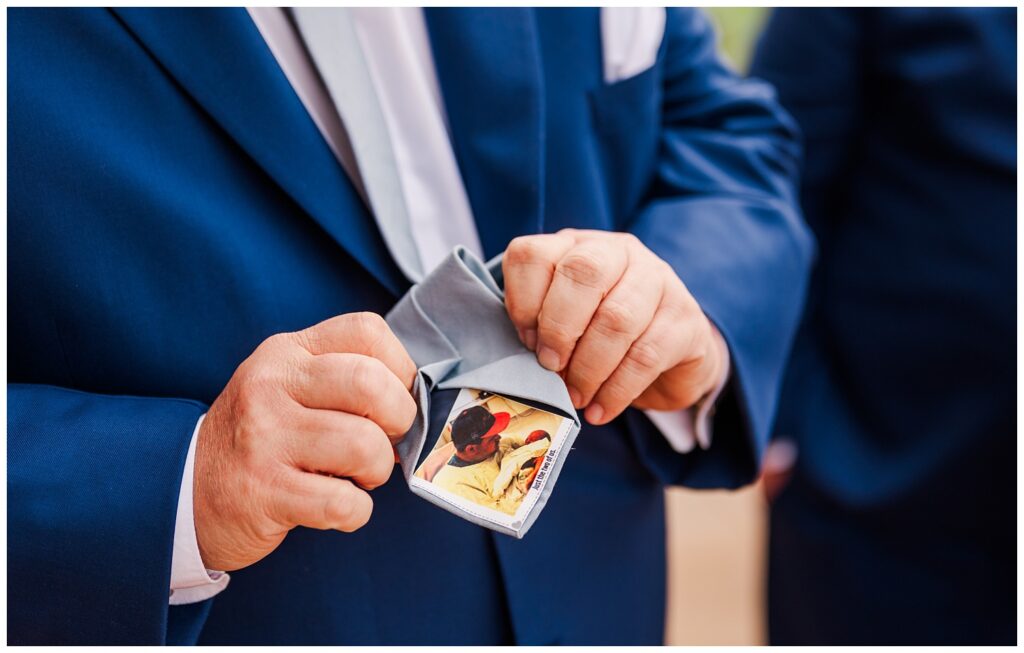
[503, 229, 727, 425]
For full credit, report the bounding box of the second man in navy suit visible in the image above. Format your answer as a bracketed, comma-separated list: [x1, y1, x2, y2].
[753, 7, 1016, 645]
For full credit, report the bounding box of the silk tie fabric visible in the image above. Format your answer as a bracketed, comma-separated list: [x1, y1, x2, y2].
[291, 7, 425, 283]
[386, 247, 581, 538]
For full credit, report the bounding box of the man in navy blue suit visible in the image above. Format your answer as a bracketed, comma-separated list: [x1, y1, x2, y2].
[9, 8, 812, 644]
[752, 8, 1016, 645]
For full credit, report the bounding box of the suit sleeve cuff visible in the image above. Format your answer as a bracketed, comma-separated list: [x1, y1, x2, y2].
[642, 324, 731, 453]
[169, 414, 230, 605]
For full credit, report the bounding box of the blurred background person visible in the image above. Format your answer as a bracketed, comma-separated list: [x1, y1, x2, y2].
[751, 7, 1016, 645]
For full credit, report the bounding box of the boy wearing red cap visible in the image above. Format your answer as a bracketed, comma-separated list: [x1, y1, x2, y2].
[431, 405, 551, 515]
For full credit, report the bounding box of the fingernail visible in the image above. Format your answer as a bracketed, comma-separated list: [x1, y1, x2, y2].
[537, 346, 561, 371]
[585, 404, 605, 425]
[567, 385, 582, 408]
[524, 328, 537, 351]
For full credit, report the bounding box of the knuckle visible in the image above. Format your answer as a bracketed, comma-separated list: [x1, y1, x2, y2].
[620, 232, 642, 248]
[255, 334, 279, 352]
[281, 358, 308, 399]
[596, 377, 636, 410]
[233, 428, 261, 466]
[505, 236, 544, 266]
[538, 314, 580, 347]
[365, 450, 395, 489]
[347, 311, 388, 349]
[661, 297, 694, 323]
[253, 464, 295, 523]
[347, 356, 388, 399]
[263, 462, 292, 493]
[565, 356, 603, 391]
[264, 468, 296, 503]
[332, 492, 372, 532]
[289, 327, 325, 356]
[556, 251, 606, 289]
[593, 299, 642, 337]
[324, 492, 357, 529]
[261, 332, 294, 353]
[233, 419, 275, 471]
[625, 339, 662, 375]
[252, 468, 287, 524]
[352, 310, 388, 333]
[345, 424, 380, 465]
[234, 365, 277, 412]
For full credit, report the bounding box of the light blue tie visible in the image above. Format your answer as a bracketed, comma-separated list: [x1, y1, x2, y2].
[291, 7, 425, 283]
[293, 9, 579, 538]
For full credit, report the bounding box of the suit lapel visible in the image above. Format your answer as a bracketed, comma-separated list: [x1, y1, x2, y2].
[111, 8, 408, 297]
[425, 8, 547, 259]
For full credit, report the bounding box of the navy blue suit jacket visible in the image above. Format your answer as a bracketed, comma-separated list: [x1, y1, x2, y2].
[9, 8, 812, 644]
[752, 8, 1016, 644]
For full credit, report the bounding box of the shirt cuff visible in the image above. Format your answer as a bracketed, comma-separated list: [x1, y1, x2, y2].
[169, 414, 230, 605]
[642, 325, 731, 454]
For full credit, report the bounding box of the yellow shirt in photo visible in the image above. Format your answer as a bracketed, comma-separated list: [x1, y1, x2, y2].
[431, 434, 550, 515]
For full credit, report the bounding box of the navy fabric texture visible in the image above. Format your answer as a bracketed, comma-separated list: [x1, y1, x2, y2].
[751, 8, 1016, 644]
[8, 386, 207, 644]
[9, 8, 810, 643]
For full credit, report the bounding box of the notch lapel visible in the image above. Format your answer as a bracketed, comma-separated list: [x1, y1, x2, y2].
[111, 8, 408, 297]
[424, 9, 546, 259]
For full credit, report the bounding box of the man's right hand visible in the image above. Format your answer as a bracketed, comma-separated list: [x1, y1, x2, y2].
[192, 312, 418, 572]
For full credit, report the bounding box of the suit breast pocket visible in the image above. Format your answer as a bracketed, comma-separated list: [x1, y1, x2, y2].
[587, 63, 663, 225]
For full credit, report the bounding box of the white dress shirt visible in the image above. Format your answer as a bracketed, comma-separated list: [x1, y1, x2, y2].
[169, 7, 729, 605]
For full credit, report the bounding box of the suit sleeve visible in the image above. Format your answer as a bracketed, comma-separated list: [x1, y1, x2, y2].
[8, 383, 213, 644]
[625, 8, 815, 488]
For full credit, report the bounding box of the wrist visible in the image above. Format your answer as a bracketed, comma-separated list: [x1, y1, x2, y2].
[191, 408, 230, 571]
[170, 414, 231, 603]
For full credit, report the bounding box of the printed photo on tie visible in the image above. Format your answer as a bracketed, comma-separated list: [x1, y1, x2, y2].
[411, 389, 574, 525]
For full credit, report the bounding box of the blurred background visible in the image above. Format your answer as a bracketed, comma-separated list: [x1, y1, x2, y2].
[665, 8, 769, 645]
[669, 7, 1016, 644]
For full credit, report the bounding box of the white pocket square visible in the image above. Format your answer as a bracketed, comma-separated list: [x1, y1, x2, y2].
[601, 7, 667, 84]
